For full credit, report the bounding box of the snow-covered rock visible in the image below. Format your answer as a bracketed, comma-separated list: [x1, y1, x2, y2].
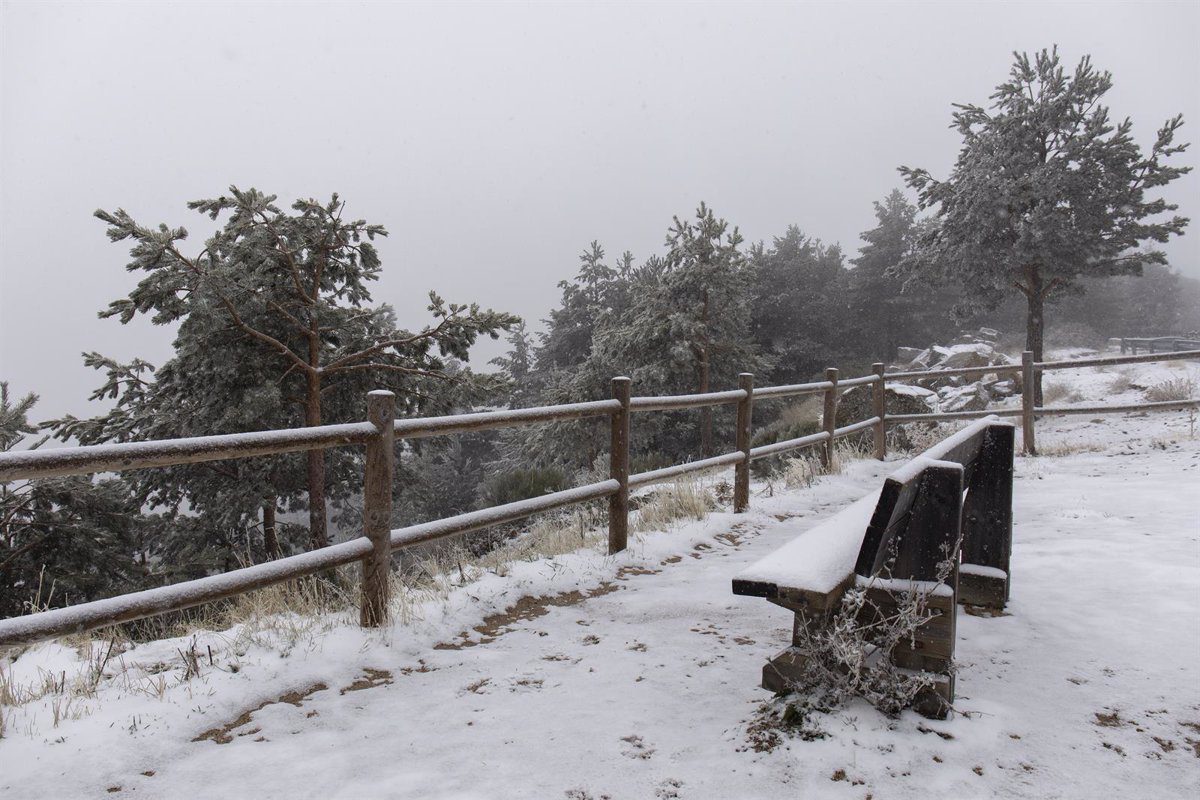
[837, 382, 935, 426]
[939, 382, 991, 413]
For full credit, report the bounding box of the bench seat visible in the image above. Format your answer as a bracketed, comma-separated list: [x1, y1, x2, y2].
[731, 416, 1016, 719]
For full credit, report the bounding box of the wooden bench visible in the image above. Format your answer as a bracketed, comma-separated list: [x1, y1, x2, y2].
[731, 416, 1015, 718]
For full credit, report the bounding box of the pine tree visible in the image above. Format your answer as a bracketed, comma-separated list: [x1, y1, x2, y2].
[1, 384, 147, 616]
[748, 226, 846, 382]
[846, 191, 959, 360]
[900, 48, 1190, 401]
[490, 321, 536, 406]
[606, 204, 761, 456]
[78, 188, 516, 550]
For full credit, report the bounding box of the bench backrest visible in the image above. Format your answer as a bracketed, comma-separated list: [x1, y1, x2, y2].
[732, 415, 1014, 608]
[856, 417, 1014, 582]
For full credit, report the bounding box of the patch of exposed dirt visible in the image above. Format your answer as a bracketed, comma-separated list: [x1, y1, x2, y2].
[340, 667, 393, 694]
[193, 682, 328, 744]
[435, 584, 620, 650]
[964, 605, 1011, 618]
[620, 733, 655, 760]
[616, 566, 661, 580]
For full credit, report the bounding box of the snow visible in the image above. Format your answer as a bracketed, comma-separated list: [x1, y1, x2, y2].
[888, 382, 936, 398]
[0, 422, 377, 480]
[855, 574, 954, 599]
[734, 489, 882, 594]
[2, 349, 1199, 799]
[959, 563, 1007, 580]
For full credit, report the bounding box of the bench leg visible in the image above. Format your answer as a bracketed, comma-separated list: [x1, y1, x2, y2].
[864, 586, 957, 719]
[762, 646, 810, 694]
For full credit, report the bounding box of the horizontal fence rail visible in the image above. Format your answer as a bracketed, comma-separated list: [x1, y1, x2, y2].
[628, 389, 747, 412]
[885, 363, 1021, 381]
[1, 348, 1196, 647]
[629, 452, 745, 490]
[0, 422, 377, 482]
[392, 399, 621, 439]
[1037, 349, 1200, 371]
[1120, 336, 1200, 354]
[753, 380, 834, 400]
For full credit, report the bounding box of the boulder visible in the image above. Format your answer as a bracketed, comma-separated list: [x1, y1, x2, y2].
[988, 379, 1016, 398]
[895, 346, 924, 364]
[836, 382, 936, 426]
[988, 352, 1015, 367]
[940, 343, 995, 370]
[939, 382, 991, 413]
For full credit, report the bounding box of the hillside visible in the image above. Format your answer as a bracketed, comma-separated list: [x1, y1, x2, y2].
[1, 353, 1198, 799]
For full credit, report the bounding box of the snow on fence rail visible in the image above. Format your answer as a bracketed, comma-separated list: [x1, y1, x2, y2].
[1119, 336, 1200, 355]
[1, 351, 1197, 647]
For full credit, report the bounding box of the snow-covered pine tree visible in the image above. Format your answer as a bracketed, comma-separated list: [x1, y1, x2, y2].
[605, 203, 762, 457]
[747, 226, 846, 384]
[81, 188, 516, 551]
[489, 321, 536, 407]
[846, 190, 959, 361]
[899, 48, 1191, 402]
[1, 384, 147, 616]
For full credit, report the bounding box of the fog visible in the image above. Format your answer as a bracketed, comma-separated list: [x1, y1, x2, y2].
[2, 0, 1197, 422]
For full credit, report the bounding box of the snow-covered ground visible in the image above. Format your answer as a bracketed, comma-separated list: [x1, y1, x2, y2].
[2, 352, 1198, 799]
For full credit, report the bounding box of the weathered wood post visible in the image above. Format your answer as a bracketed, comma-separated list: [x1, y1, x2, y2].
[608, 377, 631, 554]
[1119, 338, 1127, 354]
[361, 390, 395, 627]
[1021, 351, 1037, 456]
[890, 461, 963, 719]
[871, 362, 886, 461]
[734, 372, 754, 513]
[821, 367, 839, 470]
[960, 423, 1015, 608]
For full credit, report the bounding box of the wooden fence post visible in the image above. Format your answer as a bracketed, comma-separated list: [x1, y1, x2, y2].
[1021, 350, 1036, 456]
[608, 377, 631, 554]
[871, 362, 886, 461]
[361, 390, 395, 627]
[1119, 338, 1127, 354]
[734, 372, 754, 513]
[821, 367, 839, 470]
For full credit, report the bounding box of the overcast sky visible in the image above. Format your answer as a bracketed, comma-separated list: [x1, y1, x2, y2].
[2, 0, 1197, 423]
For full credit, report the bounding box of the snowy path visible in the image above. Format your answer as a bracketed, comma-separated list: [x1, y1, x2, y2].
[2, 415, 1199, 798]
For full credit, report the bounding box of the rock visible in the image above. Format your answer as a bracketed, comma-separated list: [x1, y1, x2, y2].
[941, 343, 995, 370]
[977, 327, 999, 341]
[989, 379, 1016, 397]
[836, 382, 936, 426]
[929, 346, 953, 366]
[895, 346, 924, 364]
[939, 382, 991, 413]
[989, 352, 1015, 367]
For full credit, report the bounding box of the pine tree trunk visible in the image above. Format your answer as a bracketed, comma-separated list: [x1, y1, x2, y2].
[699, 290, 713, 458]
[262, 499, 279, 560]
[1024, 269, 1046, 406]
[305, 368, 328, 550]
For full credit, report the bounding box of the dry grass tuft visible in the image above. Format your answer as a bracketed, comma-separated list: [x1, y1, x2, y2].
[1034, 439, 1107, 458]
[1144, 377, 1196, 403]
[635, 480, 716, 532]
[1107, 374, 1135, 394]
[1042, 380, 1083, 404]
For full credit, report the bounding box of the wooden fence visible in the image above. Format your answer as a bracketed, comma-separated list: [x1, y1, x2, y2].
[1, 349, 1197, 647]
[1120, 336, 1200, 355]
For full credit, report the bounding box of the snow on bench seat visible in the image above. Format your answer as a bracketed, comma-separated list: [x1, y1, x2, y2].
[732, 490, 882, 609]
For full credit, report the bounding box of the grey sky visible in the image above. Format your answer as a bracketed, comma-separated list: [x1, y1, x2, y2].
[2, 0, 1197, 423]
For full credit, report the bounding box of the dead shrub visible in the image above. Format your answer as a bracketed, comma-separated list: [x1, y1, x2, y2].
[635, 480, 716, 532]
[1144, 377, 1196, 403]
[1041, 380, 1082, 404]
